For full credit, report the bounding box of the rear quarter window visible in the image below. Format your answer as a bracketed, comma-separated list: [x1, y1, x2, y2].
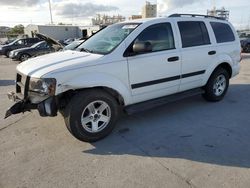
[210, 22, 235, 43]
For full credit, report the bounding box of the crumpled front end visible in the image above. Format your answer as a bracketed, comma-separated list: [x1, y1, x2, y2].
[5, 72, 58, 119]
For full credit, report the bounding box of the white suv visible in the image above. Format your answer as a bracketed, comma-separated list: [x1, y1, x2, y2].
[6, 14, 241, 142]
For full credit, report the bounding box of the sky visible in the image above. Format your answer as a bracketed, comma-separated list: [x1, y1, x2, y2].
[0, 0, 250, 29]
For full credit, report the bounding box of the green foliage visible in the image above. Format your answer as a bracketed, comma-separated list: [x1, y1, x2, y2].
[8, 24, 24, 35]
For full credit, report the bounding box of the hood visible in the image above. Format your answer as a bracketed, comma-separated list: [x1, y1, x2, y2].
[35, 33, 64, 48]
[17, 50, 104, 78]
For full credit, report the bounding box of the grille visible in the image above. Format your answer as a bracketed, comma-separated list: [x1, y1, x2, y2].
[16, 73, 29, 99]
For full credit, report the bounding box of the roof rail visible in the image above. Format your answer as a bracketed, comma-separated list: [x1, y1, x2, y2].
[169, 14, 226, 21]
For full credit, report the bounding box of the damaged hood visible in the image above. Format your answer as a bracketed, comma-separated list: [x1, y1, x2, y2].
[16, 50, 104, 78]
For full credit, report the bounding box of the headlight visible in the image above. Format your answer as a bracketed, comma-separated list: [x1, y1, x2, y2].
[14, 52, 19, 56]
[29, 78, 56, 96]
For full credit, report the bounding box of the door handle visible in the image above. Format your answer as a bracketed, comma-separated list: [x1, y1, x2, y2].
[208, 51, 216, 55]
[168, 56, 179, 62]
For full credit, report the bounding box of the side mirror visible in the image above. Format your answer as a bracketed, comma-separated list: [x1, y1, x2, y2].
[133, 41, 152, 54]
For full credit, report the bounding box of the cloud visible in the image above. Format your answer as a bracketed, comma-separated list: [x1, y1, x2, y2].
[0, 0, 41, 6]
[56, 2, 119, 18]
[161, 0, 203, 9]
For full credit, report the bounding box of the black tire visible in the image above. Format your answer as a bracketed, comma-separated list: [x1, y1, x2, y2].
[19, 54, 31, 62]
[5, 50, 10, 58]
[202, 68, 229, 102]
[244, 44, 250, 53]
[62, 89, 120, 142]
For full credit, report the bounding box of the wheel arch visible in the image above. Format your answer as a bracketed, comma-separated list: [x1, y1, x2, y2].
[203, 62, 232, 86]
[19, 53, 31, 60]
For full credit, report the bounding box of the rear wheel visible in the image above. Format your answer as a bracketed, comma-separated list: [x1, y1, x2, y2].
[20, 54, 31, 62]
[63, 89, 120, 142]
[202, 68, 229, 102]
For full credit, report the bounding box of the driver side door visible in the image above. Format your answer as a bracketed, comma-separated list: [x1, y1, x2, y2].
[126, 22, 181, 103]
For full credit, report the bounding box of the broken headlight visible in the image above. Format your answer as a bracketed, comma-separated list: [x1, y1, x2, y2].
[29, 78, 56, 96]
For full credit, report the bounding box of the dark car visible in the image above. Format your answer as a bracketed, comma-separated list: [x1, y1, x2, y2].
[9, 33, 64, 62]
[241, 38, 250, 53]
[9, 41, 55, 62]
[0, 38, 41, 57]
[63, 40, 84, 51]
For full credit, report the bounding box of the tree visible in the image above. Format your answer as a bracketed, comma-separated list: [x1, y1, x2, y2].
[8, 24, 24, 35]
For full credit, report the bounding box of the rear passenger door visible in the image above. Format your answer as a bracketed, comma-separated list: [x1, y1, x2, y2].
[177, 21, 216, 91]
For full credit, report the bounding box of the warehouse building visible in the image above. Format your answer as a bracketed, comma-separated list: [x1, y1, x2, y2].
[24, 24, 103, 40]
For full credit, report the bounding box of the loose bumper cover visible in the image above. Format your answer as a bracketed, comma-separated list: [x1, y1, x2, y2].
[5, 92, 58, 119]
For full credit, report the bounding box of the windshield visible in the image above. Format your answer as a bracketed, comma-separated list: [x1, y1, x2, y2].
[8, 39, 19, 45]
[77, 23, 140, 55]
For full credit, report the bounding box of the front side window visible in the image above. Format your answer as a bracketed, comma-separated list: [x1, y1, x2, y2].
[16, 40, 24, 45]
[178, 21, 210, 48]
[210, 22, 235, 43]
[134, 23, 175, 52]
[77, 23, 139, 55]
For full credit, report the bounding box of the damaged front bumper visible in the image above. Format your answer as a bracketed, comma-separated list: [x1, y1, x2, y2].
[5, 92, 58, 119]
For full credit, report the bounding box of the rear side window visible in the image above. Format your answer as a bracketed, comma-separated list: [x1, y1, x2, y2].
[178, 21, 210, 48]
[210, 22, 235, 43]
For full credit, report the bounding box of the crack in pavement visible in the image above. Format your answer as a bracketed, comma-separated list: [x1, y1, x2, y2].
[0, 114, 31, 132]
[118, 133, 197, 188]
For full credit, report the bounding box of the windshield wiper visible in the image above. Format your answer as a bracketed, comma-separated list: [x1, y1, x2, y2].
[80, 48, 93, 53]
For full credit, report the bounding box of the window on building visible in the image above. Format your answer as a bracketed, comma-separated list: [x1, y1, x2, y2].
[178, 21, 210, 48]
[210, 22, 235, 43]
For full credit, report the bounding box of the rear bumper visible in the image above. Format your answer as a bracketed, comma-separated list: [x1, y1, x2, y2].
[5, 92, 58, 119]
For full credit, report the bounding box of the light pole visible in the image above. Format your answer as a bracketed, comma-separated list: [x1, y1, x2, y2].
[48, 0, 53, 24]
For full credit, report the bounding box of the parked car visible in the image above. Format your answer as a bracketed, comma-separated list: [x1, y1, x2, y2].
[0, 38, 41, 57]
[9, 33, 64, 62]
[64, 38, 76, 45]
[5, 14, 241, 142]
[240, 38, 250, 53]
[63, 40, 84, 51]
[9, 41, 55, 62]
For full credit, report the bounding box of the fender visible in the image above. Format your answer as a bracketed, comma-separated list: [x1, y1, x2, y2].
[57, 72, 132, 105]
[202, 53, 233, 86]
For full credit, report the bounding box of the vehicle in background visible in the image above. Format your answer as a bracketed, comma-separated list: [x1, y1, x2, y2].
[9, 41, 56, 62]
[63, 40, 84, 51]
[64, 38, 76, 45]
[9, 33, 64, 62]
[0, 38, 16, 45]
[241, 38, 250, 53]
[0, 38, 41, 57]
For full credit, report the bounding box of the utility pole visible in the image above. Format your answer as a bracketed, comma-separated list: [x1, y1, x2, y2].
[48, 0, 53, 24]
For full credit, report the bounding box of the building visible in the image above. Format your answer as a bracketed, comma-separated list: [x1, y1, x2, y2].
[92, 14, 126, 26]
[24, 25, 82, 40]
[79, 25, 102, 38]
[142, 1, 157, 18]
[207, 7, 229, 20]
[129, 15, 143, 20]
[0, 26, 11, 38]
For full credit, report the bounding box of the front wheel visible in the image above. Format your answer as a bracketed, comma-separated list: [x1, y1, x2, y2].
[20, 54, 31, 62]
[202, 68, 229, 102]
[63, 89, 120, 142]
